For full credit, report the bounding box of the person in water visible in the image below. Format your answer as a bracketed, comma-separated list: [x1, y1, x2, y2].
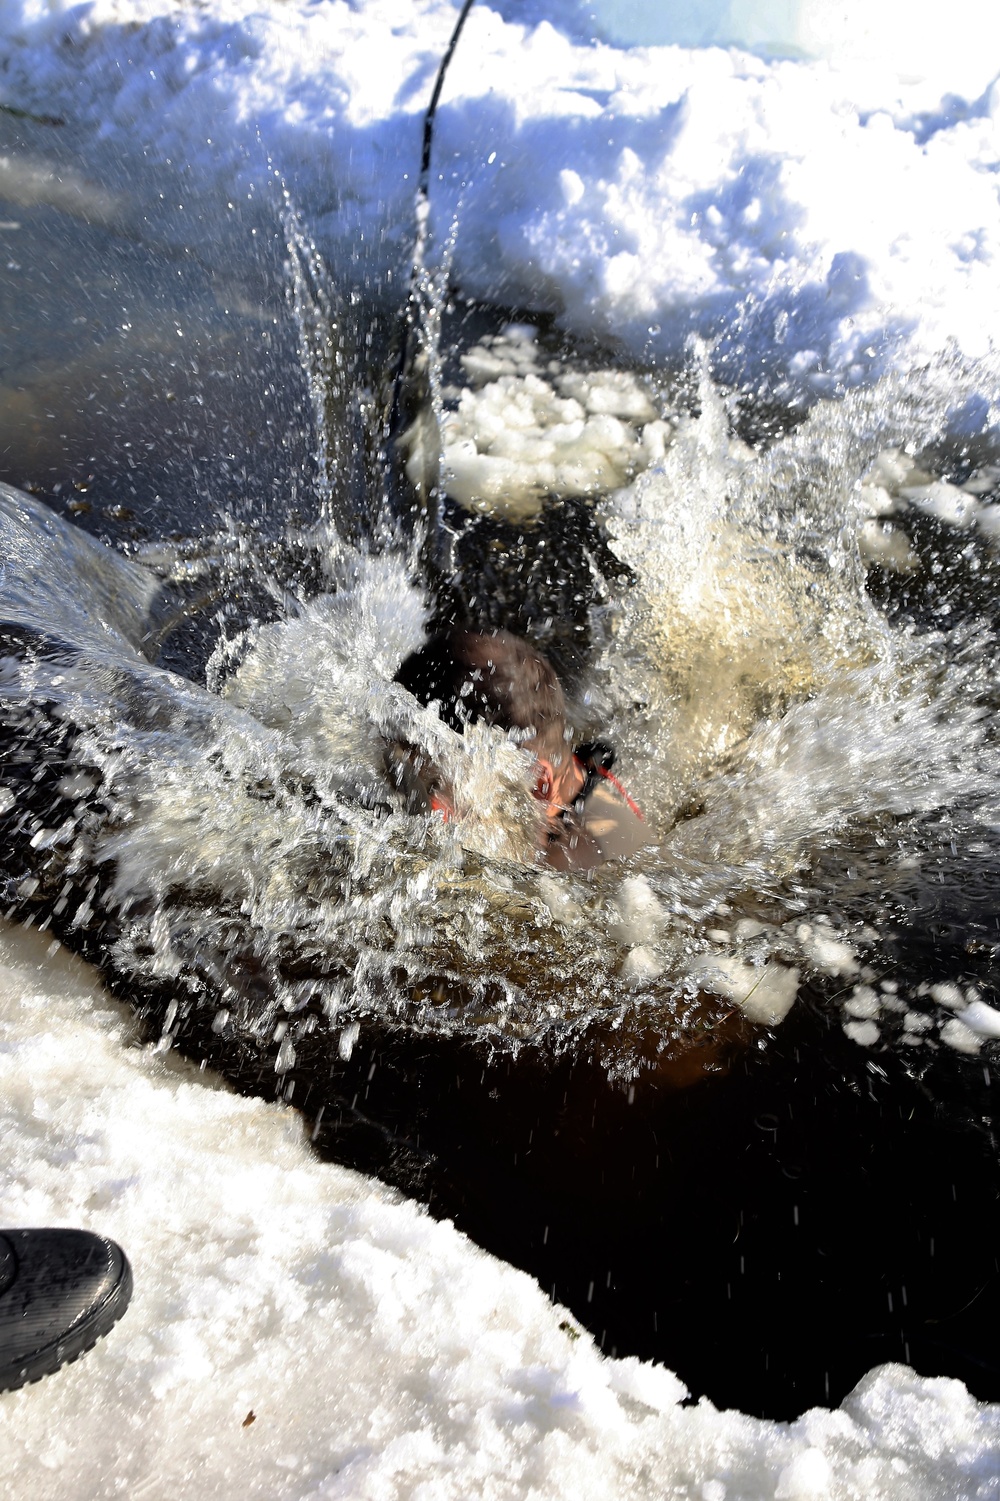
[390, 628, 648, 869]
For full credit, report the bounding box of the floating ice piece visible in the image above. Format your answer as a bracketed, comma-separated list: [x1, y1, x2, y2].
[537, 873, 580, 925]
[338, 1020, 360, 1060]
[862, 452, 1000, 548]
[844, 984, 881, 1020]
[690, 956, 799, 1026]
[960, 465, 1000, 496]
[958, 1000, 1000, 1039]
[940, 1017, 982, 1053]
[611, 875, 665, 945]
[858, 519, 918, 573]
[974, 504, 1000, 542]
[859, 482, 897, 516]
[843, 1019, 880, 1047]
[865, 449, 932, 493]
[413, 330, 669, 520]
[899, 481, 981, 529]
[557, 369, 659, 423]
[796, 923, 859, 978]
[929, 981, 967, 1010]
[622, 944, 664, 983]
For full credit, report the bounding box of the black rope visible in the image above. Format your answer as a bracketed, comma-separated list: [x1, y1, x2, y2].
[389, 0, 478, 437]
[419, 0, 478, 202]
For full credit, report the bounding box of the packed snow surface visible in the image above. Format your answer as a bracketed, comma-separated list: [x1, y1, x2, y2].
[0, 0, 998, 403]
[1, 919, 999, 1500]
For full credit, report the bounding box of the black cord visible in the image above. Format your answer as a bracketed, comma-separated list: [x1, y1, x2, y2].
[420, 0, 478, 202]
[389, 0, 478, 438]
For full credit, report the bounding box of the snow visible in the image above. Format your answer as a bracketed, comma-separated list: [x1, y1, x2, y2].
[2, 917, 999, 1499]
[0, 0, 997, 404]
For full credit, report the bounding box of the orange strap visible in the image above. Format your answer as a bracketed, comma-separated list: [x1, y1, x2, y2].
[595, 765, 644, 821]
[429, 793, 453, 821]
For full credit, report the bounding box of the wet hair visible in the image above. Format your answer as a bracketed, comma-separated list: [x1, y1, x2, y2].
[395, 629, 568, 760]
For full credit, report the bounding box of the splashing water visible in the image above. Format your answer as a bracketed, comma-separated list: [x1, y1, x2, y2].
[3, 195, 1000, 1086]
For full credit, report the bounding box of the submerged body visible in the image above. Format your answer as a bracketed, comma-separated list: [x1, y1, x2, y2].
[391, 628, 650, 870]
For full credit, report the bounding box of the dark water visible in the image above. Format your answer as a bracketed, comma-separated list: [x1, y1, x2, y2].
[0, 127, 997, 1423]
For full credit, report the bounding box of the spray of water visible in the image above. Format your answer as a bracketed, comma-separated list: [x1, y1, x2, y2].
[4, 206, 1000, 1074]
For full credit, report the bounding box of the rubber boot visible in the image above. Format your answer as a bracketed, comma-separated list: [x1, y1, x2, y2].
[0, 1228, 132, 1391]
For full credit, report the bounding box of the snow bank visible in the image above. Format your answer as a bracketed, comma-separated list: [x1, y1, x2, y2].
[0, 0, 998, 401]
[0, 918, 998, 1499]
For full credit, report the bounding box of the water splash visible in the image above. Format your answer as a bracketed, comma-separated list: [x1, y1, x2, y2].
[4, 258, 1000, 1078]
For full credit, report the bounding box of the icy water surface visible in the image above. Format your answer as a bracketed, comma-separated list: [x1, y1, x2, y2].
[0, 116, 998, 1420]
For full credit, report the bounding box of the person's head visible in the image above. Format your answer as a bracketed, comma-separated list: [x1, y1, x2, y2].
[394, 629, 582, 808]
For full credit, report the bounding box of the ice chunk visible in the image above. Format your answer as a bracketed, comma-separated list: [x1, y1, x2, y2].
[975, 504, 1000, 542]
[960, 464, 1000, 496]
[612, 876, 664, 945]
[338, 1021, 360, 1060]
[940, 1017, 982, 1053]
[858, 519, 917, 573]
[796, 923, 858, 977]
[559, 167, 585, 207]
[537, 874, 580, 925]
[690, 956, 799, 1026]
[844, 985, 881, 1020]
[843, 1019, 880, 1047]
[899, 481, 981, 529]
[865, 449, 932, 492]
[929, 981, 967, 1010]
[859, 482, 897, 516]
[958, 1000, 1000, 1039]
[428, 340, 668, 519]
[622, 944, 664, 982]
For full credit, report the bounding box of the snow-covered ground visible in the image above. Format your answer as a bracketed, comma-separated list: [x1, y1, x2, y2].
[1, 919, 998, 1500]
[0, 0, 998, 403]
[1, 0, 1000, 1494]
